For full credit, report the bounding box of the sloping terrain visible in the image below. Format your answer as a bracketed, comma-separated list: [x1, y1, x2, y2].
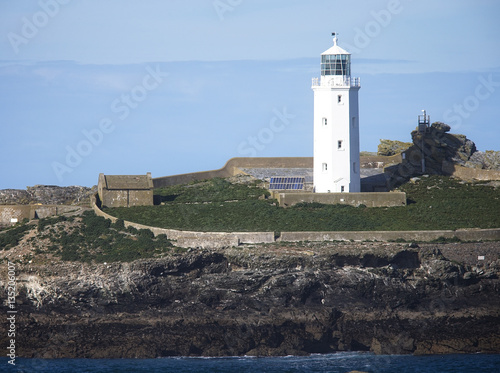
[1, 225, 499, 357]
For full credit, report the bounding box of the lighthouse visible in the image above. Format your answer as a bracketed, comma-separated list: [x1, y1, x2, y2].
[312, 33, 361, 193]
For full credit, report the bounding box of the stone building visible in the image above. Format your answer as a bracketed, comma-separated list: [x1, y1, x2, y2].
[98, 173, 154, 208]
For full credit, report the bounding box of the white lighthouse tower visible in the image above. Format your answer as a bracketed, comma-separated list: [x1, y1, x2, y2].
[312, 33, 361, 193]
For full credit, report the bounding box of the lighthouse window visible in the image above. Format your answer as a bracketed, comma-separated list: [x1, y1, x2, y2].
[341, 186, 345, 193]
[321, 54, 351, 76]
[322, 163, 328, 172]
[338, 95, 342, 103]
[338, 140, 343, 149]
[322, 117, 327, 126]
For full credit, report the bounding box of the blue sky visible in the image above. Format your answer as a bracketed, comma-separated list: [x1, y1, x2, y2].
[0, 0, 499, 189]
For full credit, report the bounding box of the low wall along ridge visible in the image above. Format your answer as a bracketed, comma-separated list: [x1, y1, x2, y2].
[273, 191, 407, 208]
[91, 195, 275, 249]
[91, 195, 500, 248]
[153, 157, 313, 188]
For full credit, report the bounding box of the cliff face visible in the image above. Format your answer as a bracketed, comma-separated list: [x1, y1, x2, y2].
[2, 242, 499, 358]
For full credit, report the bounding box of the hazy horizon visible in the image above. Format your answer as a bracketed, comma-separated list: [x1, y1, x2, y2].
[1, 0, 499, 189]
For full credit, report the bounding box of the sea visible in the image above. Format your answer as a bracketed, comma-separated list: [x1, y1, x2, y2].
[1, 353, 499, 373]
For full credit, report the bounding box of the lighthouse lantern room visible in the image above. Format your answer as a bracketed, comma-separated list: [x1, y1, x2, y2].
[312, 33, 361, 193]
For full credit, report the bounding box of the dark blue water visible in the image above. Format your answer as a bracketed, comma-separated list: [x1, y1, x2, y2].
[2, 353, 499, 373]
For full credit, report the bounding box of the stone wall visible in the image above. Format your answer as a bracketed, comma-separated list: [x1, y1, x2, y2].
[129, 189, 153, 206]
[153, 155, 500, 192]
[100, 190, 127, 209]
[0, 205, 79, 226]
[91, 195, 275, 249]
[279, 228, 500, 243]
[100, 189, 154, 209]
[0, 205, 33, 225]
[33, 206, 58, 219]
[92, 195, 500, 247]
[98, 173, 154, 208]
[272, 191, 407, 208]
[443, 161, 500, 181]
[153, 156, 404, 191]
[153, 157, 314, 188]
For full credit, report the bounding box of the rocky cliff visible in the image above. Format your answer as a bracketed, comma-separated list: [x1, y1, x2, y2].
[0, 185, 96, 206]
[1, 241, 499, 358]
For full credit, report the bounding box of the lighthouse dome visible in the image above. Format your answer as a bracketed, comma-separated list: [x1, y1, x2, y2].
[321, 43, 350, 56]
[321, 34, 351, 55]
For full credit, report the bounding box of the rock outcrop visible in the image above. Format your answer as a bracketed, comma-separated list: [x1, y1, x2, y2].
[377, 139, 412, 156]
[385, 122, 477, 187]
[412, 122, 477, 167]
[0, 185, 96, 206]
[466, 150, 500, 171]
[1, 241, 499, 358]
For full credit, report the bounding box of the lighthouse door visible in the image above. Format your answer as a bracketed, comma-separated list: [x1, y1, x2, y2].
[334, 178, 346, 193]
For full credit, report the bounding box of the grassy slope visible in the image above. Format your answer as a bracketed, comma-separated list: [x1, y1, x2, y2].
[104, 176, 500, 232]
[0, 212, 175, 263]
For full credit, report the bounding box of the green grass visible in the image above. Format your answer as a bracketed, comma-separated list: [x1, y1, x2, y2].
[154, 177, 270, 204]
[35, 211, 174, 263]
[104, 176, 500, 232]
[0, 220, 32, 250]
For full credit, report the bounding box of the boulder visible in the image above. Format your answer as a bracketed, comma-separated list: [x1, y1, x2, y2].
[377, 139, 412, 156]
[385, 122, 477, 188]
[431, 121, 451, 132]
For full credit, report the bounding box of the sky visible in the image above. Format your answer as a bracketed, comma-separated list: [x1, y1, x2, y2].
[0, 0, 499, 189]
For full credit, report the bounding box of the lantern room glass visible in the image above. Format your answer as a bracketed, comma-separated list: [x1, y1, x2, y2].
[321, 54, 351, 77]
